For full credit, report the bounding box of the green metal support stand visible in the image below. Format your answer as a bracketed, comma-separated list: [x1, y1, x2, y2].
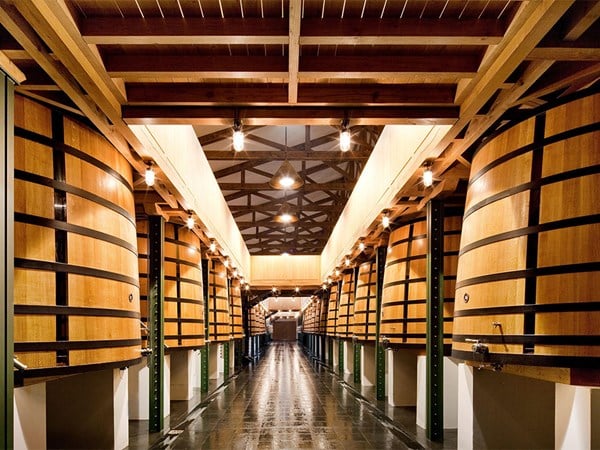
[1, 71, 15, 449]
[223, 341, 230, 379]
[353, 341, 361, 384]
[201, 259, 209, 393]
[328, 338, 334, 369]
[148, 216, 165, 433]
[375, 245, 387, 400]
[426, 200, 445, 441]
[338, 340, 344, 376]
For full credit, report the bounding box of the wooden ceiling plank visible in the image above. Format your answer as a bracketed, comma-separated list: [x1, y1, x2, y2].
[126, 83, 457, 105]
[205, 150, 371, 161]
[563, 0, 600, 41]
[123, 105, 459, 125]
[0, 49, 26, 83]
[288, 0, 301, 104]
[81, 17, 289, 45]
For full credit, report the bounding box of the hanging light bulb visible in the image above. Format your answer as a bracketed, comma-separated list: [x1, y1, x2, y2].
[186, 213, 195, 230]
[281, 251, 290, 256]
[144, 163, 155, 186]
[245, 283, 250, 291]
[358, 241, 366, 252]
[335, 268, 340, 277]
[233, 268, 238, 278]
[322, 283, 327, 290]
[295, 286, 300, 293]
[345, 256, 351, 267]
[232, 120, 244, 152]
[224, 258, 229, 268]
[423, 164, 434, 187]
[209, 240, 216, 253]
[340, 119, 351, 152]
[382, 211, 390, 228]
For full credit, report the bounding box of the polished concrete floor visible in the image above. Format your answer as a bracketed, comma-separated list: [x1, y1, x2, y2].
[146, 341, 425, 449]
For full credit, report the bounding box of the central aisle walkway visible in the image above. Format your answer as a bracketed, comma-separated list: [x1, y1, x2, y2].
[161, 342, 418, 449]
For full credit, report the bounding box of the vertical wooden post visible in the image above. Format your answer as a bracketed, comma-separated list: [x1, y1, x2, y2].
[148, 216, 165, 432]
[427, 200, 444, 441]
[0, 70, 14, 449]
[375, 245, 387, 400]
[201, 259, 209, 393]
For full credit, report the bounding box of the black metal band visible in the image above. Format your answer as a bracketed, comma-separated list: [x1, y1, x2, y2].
[16, 338, 141, 352]
[455, 262, 600, 290]
[15, 212, 137, 255]
[15, 126, 133, 192]
[20, 357, 142, 380]
[15, 169, 136, 226]
[453, 334, 600, 345]
[14, 305, 140, 319]
[451, 349, 600, 369]
[15, 258, 140, 287]
[453, 302, 600, 317]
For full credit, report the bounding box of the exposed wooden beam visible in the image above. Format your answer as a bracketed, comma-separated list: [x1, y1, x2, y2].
[14, 0, 125, 118]
[0, 49, 25, 83]
[288, 0, 301, 104]
[198, 125, 263, 146]
[206, 150, 371, 161]
[81, 17, 289, 45]
[125, 83, 456, 105]
[106, 54, 479, 81]
[528, 47, 600, 61]
[79, 17, 505, 46]
[123, 105, 459, 125]
[219, 182, 354, 191]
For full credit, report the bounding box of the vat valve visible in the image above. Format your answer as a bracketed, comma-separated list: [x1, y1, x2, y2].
[465, 338, 489, 355]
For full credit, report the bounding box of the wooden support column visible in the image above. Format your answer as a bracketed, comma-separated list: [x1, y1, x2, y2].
[201, 259, 209, 393]
[375, 246, 387, 400]
[426, 200, 444, 441]
[148, 216, 165, 433]
[0, 69, 14, 449]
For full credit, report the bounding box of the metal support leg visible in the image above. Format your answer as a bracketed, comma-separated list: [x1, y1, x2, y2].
[148, 216, 165, 432]
[1, 72, 15, 449]
[375, 246, 387, 400]
[201, 259, 209, 393]
[427, 200, 444, 441]
[223, 341, 230, 379]
[338, 340, 344, 376]
[353, 341, 361, 384]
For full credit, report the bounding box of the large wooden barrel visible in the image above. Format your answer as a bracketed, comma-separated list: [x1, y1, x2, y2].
[326, 281, 340, 336]
[208, 259, 231, 342]
[229, 278, 244, 339]
[452, 92, 600, 368]
[381, 214, 462, 348]
[13, 95, 141, 376]
[337, 270, 356, 339]
[302, 300, 317, 333]
[249, 304, 266, 336]
[138, 220, 204, 349]
[353, 261, 378, 341]
[318, 296, 328, 334]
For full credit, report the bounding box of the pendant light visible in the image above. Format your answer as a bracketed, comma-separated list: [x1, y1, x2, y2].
[273, 200, 298, 224]
[269, 127, 304, 190]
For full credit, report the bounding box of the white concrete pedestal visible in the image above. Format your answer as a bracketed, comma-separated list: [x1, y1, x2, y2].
[416, 356, 458, 429]
[361, 343, 376, 386]
[14, 382, 46, 450]
[343, 340, 353, 375]
[170, 350, 194, 401]
[332, 339, 339, 371]
[192, 349, 202, 389]
[128, 359, 150, 420]
[387, 349, 418, 407]
[209, 342, 225, 379]
[457, 363, 474, 450]
[113, 368, 129, 450]
[555, 383, 591, 450]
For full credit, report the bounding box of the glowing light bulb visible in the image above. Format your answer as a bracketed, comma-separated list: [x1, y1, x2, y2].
[280, 213, 292, 223]
[335, 268, 340, 277]
[340, 129, 351, 152]
[209, 241, 216, 253]
[423, 167, 434, 187]
[322, 283, 327, 290]
[345, 257, 351, 267]
[327, 277, 332, 284]
[295, 287, 300, 293]
[245, 284, 250, 291]
[382, 213, 390, 228]
[233, 269, 238, 278]
[281, 251, 290, 257]
[145, 165, 155, 186]
[186, 214, 194, 230]
[224, 258, 229, 268]
[359, 241, 365, 252]
[233, 130, 244, 152]
[279, 176, 294, 188]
